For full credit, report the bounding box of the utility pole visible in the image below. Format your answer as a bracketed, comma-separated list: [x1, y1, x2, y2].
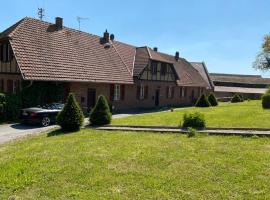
[77, 17, 89, 31]
[38, 8, 45, 21]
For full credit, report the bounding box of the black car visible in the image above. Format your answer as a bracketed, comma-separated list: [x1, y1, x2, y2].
[21, 103, 64, 127]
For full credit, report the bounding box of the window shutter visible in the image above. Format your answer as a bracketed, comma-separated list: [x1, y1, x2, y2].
[121, 85, 125, 100]
[166, 86, 169, 98]
[110, 84, 114, 101]
[0, 79, 3, 92]
[172, 87, 175, 98]
[144, 86, 148, 99]
[136, 86, 140, 100]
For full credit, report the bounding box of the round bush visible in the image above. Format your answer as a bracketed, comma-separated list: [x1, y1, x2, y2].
[182, 112, 206, 129]
[231, 94, 242, 103]
[90, 95, 112, 126]
[195, 94, 211, 107]
[57, 93, 84, 132]
[208, 93, 218, 106]
[262, 93, 270, 109]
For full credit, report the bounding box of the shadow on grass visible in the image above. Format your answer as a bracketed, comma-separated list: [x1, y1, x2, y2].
[47, 128, 81, 137]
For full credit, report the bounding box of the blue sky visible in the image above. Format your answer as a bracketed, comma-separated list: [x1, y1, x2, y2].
[1, 0, 270, 76]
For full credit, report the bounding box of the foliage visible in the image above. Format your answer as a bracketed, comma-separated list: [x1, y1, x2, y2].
[262, 35, 270, 52]
[187, 127, 197, 138]
[90, 95, 112, 126]
[208, 93, 218, 106]
[21, 81, 66, 108]
[0, 93, 22, 121]
[231, 94, 242, 103]
[238, 94, 244, 102]
[195, 94, 211, 107]
[253, 35, 270, 71]
[262, 93, 270, 109]
[57, 93, 84, 132]
[182, 112, 206, 129]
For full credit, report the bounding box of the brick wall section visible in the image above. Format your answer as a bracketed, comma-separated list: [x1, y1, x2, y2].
[70, 81, 207, 111]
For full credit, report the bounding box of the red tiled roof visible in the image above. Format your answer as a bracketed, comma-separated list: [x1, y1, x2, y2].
[1, 17, 209, 87]
[5, 17, 134, 84]
[191, 62, 214, 89]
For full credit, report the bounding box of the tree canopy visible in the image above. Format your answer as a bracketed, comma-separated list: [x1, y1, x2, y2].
[253, 35, 270, 71]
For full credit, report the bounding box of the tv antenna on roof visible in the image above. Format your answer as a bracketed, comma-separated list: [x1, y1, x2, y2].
[77, 16, 89, 31]
[38, 8, 45, 21]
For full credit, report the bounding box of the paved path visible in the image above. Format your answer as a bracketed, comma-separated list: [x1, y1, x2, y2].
[0, 124, 58, 145]
[92, 126, 270, 137]
[0, 114, 132, 145]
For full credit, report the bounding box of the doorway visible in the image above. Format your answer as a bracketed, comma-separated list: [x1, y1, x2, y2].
[87, 88, 96, 110]
[155, 89, 160, 106]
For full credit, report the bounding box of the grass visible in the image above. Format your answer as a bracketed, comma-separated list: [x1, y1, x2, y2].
[1, 129, 270, 199]
[112, 100, 270, 128]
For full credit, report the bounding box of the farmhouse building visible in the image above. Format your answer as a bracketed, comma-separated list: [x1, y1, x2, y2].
[210, 73, 270, 100]
[0, 17, 212, 111]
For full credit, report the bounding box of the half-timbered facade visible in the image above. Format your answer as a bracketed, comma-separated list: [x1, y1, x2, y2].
[0, 17, 212, 111]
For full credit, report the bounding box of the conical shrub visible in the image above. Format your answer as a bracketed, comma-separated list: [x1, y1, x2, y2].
[90, 95, 112, 126]
[208, 93, 218, 106]
[195, 94, 211, 107]
[57, 93, 84, 132]
[231, 94, 242, 103]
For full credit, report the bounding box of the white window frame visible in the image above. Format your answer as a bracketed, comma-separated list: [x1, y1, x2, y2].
[139, 85, 145, 100]
[114, 84, 121, 101]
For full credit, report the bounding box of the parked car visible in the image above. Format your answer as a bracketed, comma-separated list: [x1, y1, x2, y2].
[20, 103, 64, 127]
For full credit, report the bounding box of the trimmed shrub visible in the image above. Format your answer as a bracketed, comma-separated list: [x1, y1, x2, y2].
[182, 112, 206, 129]
[231, 94, 242, 103]
[57, 93, 84, 132]
[187, 127, 197, 138]
[239, 94, 244, 102]
[208, 93, 218, 106]
[262, 93, 270, 109]
[4, 94, 22, 121]
[195, 94, 211, 107]
[90, 95, 112, 126]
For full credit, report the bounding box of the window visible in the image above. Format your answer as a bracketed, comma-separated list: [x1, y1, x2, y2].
[0, 43, 12, 62]
[161, 63, 166, 76]
[114, 84, 121, 101]
[180, 87, 183, 98]
[167, 86, 174, 99]
[139, 84, 145, 100]
[151, 61, 157, 74]
[184, 87, 187, 97]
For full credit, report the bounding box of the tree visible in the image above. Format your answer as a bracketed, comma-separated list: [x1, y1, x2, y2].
[195, 94, 211, 107]
[253, 35, 270, 70]
[208, 93, 218, 106]
[262, 35, 270, 52]
[90, 95, 112, 126]
[57, 93, 84, 132]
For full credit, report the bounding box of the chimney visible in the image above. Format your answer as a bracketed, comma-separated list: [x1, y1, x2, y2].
[153, 47, 158, 52]
[103, 29, 110, 43]
[55, 17, 63, 30]
[175, 51, 179, 61]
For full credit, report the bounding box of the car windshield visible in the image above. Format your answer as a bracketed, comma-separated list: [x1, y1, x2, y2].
[42, 103, 64, 110]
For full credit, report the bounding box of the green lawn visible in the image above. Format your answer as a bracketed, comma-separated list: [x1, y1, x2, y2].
[112, 100, 270, 128]
[1, 129, 270, 199]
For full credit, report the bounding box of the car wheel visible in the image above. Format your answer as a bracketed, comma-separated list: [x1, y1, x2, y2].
[41, 117, 51, 127]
